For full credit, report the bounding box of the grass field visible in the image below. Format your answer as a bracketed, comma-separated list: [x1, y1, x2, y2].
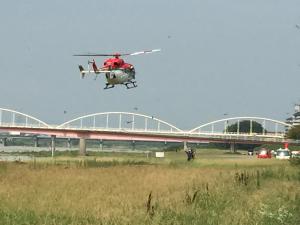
[0, 149, 299, 225]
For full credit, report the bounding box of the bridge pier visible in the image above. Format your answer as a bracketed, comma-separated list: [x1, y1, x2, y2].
[230, 142, 237, 153]
[51, 135, 56, 157]
[79, 138, 87, 156]
[132, 140, 136, 151]
[183, 141, 188, 151]
[67, 138, 72, 149]
[99, 139, 103, 151]
[0, 137, 7, 147]
[34, 136, 39, 147]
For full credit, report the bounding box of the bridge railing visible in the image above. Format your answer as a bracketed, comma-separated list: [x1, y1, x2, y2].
[189, 117, 291, 138]
[0, 108, 50, 128]
[57, 112, 183, 133]
[189, 131, 286, 137]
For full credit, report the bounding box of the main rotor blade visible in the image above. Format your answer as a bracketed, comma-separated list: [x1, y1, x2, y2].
[73, 49, 161, 57]
[73, 54, 115, 56]
[125, 49, 161, 56]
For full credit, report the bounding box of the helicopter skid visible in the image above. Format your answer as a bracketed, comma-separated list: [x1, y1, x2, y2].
[103, 81, 137, 90]
[104, 84, 115, 89]
[125, 81, 137, 89]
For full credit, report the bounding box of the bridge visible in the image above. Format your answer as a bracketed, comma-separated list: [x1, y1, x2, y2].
[0, 107, 297, 155]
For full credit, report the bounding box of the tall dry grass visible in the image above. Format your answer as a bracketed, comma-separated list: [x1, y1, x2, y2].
[0, 154, 299, 225]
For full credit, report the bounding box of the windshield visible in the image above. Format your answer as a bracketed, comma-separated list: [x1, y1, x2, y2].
[259, 150, 267, 155]
[277, 151, 290, 156]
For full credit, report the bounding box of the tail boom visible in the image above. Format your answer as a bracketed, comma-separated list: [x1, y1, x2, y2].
[78, 65, 110, 79]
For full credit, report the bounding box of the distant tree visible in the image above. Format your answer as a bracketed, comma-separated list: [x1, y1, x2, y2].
[286, 125, 300, 140]
[226, 120, 266, 133]
[223, 120, 266, 150]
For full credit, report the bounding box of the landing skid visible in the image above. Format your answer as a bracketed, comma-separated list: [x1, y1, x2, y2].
[104, 83, 115, 89]
[124, 81, 137, 89]
[103, 81, 137, 90]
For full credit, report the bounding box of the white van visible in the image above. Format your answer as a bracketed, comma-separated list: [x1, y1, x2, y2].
[276, 149, 290, 160]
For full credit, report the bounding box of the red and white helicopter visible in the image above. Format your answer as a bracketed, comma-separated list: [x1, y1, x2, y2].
[74, 49, 160, 89]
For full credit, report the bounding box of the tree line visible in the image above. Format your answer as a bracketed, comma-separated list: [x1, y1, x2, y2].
[226, 120, 300, 140]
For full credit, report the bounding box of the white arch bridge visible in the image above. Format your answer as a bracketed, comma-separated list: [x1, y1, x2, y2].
[0, 108, 297, 146]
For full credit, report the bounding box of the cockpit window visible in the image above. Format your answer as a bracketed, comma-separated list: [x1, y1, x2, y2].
[277, 151, 290, 156]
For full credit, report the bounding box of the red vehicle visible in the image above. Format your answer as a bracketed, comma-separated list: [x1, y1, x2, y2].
[257, 148, 272, 158]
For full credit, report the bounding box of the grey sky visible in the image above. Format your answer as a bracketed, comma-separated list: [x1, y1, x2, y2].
[0, 0, 299, 129]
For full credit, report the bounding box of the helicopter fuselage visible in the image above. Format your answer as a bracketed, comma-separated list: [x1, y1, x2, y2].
[105, 68, 135, 85]
[101, 56, 136, 88]
[75, 49, 160, 89]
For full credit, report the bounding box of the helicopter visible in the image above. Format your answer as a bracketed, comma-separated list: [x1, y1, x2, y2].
[74, 49, 161, 89]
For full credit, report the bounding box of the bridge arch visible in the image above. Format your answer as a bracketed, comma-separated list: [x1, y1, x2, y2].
[57, 112, 183, 133]
[0, 108, 50, 128]
[189, 116, 292, 136]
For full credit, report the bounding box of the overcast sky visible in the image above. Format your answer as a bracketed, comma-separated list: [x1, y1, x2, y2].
[0, 0, 299, 129]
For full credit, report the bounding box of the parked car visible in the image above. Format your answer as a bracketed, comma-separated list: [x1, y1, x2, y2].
[276, 149, 290, 159]
[257, 148, 272, 158]
[291, 151, 300, 158]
